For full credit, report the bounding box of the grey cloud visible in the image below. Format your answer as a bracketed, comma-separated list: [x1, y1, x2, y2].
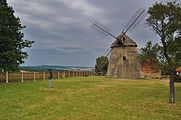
[7, 0, 181, 66]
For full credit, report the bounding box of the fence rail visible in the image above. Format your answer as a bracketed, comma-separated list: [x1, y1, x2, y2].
[0, 71, 98, 83]
[161, 75, 170, 78]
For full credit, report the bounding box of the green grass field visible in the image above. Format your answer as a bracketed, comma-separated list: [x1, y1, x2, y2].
[0, 76, 181, 120]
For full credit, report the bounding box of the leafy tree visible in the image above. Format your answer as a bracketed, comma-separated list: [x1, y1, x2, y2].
[0, 0, 34, 71]
[137, 41, 178, 75]
[146, 1, 181, 103]
[95, 56, 109, 74]
[137, 41, 161, 63]
[137, 41, 162, 72]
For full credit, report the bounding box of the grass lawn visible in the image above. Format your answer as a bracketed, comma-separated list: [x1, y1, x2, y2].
[0, 76, 181, 120]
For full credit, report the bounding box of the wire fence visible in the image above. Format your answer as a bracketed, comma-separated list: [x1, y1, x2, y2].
[0, 71, 99, 83]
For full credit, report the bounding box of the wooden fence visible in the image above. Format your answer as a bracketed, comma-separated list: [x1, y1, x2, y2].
[0, 71, 98, 83]
[161, 75, 170, 78]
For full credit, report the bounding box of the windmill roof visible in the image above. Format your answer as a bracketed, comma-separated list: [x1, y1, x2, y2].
[176, 66, 181, 72]
[111, 32, 137, 48]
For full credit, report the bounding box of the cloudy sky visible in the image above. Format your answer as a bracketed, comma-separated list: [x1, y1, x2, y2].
[7, 0, 180, 67]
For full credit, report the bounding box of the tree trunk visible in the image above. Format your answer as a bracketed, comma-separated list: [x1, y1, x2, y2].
[161, 37, 175, 103]
[169, 70, 175, 103]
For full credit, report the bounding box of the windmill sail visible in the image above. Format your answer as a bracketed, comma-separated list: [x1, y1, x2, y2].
[91, 20, 117, 39]
[123, 8, 146, 33]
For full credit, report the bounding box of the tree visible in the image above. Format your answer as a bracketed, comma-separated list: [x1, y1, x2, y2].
[95, 56, 109, 74]
[137, 41, 171, 75]
[0, 0, 34, 71]
[137, 41, 161, 64]
[137, 41, 162, 72]
[146, 1, 181, 103]
[138, 40, 181, 75]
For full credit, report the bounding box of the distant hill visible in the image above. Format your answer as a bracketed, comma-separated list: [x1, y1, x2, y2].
[19, 65, 95, 72]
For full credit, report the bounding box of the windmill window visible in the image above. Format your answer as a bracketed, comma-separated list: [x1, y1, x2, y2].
[123, 56, 126, 60]
[117, 41, 121, 45]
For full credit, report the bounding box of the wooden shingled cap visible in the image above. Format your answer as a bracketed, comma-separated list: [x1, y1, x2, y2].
[111, 32, 137, 48]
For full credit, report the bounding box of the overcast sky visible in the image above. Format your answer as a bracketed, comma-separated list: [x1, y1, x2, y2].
[7, 0, 180, 67]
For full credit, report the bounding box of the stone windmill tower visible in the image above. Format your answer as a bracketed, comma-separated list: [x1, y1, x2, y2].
[106, 33, 142, 78]
[91, 8, 146, 79]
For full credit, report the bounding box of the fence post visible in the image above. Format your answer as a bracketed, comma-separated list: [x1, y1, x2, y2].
[21, 72, 24, 82]
[34, 72, 36, 82]
[6, 71, 8, 83]
[58, 72, 59, 79]
[43, 72, 45, 80]
[69, 71, 70, 77]
[62, 71, 65, 78]
[73, 71, 74, 77]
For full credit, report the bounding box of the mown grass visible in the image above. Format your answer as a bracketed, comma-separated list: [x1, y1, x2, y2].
[0, 76, 181, 120]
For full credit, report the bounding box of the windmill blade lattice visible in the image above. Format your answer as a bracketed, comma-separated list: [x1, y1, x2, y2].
[91, 20, 117, 39]
[123, 8, 147, 33]
[95, 49, 112, 72]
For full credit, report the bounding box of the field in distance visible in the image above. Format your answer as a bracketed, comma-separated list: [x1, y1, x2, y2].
[0, 76, 181, 119]
[19, 65, 95, 72]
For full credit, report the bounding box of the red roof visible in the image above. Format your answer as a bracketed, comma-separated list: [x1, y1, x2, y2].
[141, 58, 155, 66]
[176, 66, 181, 72]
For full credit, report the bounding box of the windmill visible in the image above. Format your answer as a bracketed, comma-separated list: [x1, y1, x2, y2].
[91, 8, 146, 78]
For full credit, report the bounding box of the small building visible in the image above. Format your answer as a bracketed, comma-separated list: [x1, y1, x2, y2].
[140, 58, 161, 79]
[175, 66, 181, 82]
[176, 66, 181, 75]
